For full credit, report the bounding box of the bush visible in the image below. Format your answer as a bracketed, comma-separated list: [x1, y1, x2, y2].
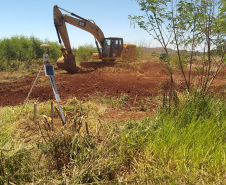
[75, 44, 97, 63]
[136, 46, 159, 61]
[0, 35, 62, 72]
[169, 53, 188, 69]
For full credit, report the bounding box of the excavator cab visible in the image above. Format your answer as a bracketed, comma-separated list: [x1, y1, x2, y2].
[102, 38, 123, 59]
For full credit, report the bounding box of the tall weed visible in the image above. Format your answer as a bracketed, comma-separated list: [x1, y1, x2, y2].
[127, 92, 226, 183]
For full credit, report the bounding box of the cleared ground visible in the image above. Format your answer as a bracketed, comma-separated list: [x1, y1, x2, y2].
[0, 60, 225, 109]
[0, 61, 166, 105]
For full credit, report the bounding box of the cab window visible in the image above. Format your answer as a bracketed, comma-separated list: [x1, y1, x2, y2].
[112, 39, 118, 49]
[105, 39, 111, 46]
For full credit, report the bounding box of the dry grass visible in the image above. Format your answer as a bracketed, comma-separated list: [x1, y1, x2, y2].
[0, 72, 27, 83]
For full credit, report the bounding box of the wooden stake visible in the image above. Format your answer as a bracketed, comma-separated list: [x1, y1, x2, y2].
[74, 104, 77, 113]
[85, 121, 89, 135]
[133, 94, 138, 105]
[34, 103, 37, 121]
[51, 102, 54, 121]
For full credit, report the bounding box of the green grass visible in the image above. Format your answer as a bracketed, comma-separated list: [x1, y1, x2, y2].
[1, 92, 226, 184]
[126, 92, 226, 184]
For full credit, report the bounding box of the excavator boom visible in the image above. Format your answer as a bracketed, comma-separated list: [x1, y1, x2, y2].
[53, 5, 105, 72]
[53, 5, 136, 73]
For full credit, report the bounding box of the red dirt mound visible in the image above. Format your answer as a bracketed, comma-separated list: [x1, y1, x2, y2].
[0, 61, 168, 107]
[1, 61, 224, 107]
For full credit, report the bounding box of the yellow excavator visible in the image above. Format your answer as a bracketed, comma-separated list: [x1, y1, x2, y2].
[53, 5, 136, 72]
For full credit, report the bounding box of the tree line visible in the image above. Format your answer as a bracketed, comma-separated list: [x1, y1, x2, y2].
[0, 35, 97, 72]
[0, 35, 61, 62]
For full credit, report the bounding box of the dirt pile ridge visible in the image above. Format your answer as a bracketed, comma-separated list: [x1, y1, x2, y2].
[1, 61, 225, 107]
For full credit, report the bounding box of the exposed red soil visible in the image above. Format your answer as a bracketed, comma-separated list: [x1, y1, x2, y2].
[103, 109, 153, 120]
[0, 61, 168, 107]
[0, 61, 225, 108]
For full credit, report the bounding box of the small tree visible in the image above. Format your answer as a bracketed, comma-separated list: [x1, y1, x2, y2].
[129, 0, 226, 96]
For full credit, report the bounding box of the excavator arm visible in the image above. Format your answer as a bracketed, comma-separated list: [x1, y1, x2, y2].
[53, 5, 105, 72]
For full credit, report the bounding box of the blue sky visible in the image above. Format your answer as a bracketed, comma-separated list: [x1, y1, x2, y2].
[0, 0, 160, 48]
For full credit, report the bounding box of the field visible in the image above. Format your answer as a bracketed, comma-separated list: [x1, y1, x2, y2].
[2, 0, 226, 183]
[1, 59, 226, 184]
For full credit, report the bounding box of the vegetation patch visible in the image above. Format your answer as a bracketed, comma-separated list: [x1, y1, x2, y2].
[1, 92, 226, 184]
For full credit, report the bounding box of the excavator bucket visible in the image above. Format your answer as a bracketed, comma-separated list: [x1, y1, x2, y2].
[56, 56, 78, 73]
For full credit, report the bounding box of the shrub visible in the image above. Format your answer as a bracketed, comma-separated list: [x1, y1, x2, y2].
[75, 44, 97, 63]
[169, 53, 188, 69]
[0, 35, 61, 72]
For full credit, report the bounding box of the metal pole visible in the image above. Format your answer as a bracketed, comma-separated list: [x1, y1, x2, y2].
[20, 67, 42, 114]
[49, 76, 65, 123]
